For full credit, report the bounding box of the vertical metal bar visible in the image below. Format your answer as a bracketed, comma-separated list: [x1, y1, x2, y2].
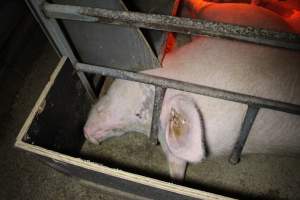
[150, 86, 166, 145]
[229, 105, 259, 164]
[26, 0, 96, 102]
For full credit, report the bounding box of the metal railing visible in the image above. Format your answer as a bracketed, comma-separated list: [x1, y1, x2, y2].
[27, 0, 300, 164]
[43, 2, 300, 50]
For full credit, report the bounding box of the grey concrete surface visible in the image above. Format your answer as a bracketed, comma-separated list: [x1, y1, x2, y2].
[0, 22, 118, 199]
[81, 132, 300, 200]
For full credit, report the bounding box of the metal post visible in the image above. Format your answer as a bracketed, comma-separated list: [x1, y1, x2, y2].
[150, 87, 166, 145]
[229, 105, 260, 164]
[26, 0, 96, 102]
[43, 2, 300, 50]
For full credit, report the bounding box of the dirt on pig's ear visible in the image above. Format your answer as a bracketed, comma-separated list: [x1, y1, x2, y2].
[164, 95, 206, 163]
[169, 108, 189, 140]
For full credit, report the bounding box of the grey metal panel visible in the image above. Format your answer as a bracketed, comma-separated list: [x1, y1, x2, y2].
[53, 0, 160, 71]
[123, 0, 178, 60]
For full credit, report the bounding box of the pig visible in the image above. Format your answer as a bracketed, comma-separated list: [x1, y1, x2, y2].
[287, 11, 300, 33]
[195, 3, 292, 31]
[252, 0, 300, 17]
[251, 0, 300, 33]
[84, 3, 300, 180]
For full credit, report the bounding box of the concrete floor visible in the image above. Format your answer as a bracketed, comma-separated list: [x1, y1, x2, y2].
[81, 132, 300, 200]
[0, 22, 118, 199]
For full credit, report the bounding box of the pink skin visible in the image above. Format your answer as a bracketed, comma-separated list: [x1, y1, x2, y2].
[84, 80, 155, 144]
[163, 95, 205, 163]
[159, 95, 206, 180]
[83, 3, 300, 180]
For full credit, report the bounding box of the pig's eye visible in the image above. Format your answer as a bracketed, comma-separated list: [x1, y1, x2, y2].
[135, 113, 142, 119]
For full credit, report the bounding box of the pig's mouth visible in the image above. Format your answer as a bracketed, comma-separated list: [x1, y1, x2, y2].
[84, 130, 109, 144]
[84, 128, 125, 145]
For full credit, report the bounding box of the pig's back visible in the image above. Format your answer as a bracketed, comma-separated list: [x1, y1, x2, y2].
[158, 37, 300, 105]
[148, 38, 300, 156]
[145, 3, 300, 156]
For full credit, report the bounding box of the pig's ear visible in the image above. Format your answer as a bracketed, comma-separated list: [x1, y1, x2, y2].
[168, 153, 187, 180]
[164, 95, 205, 163]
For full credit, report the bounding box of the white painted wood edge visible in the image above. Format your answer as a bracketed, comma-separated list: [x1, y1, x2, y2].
[16, 56, 67, 141]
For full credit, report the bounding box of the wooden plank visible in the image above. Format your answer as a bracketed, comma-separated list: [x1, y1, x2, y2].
[16, 142, 234, 200]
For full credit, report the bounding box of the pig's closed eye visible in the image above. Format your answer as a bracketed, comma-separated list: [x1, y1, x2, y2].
[135, 113, 142, 119]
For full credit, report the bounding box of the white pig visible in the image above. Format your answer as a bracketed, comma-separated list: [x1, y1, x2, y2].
[84, 3, 300, 179]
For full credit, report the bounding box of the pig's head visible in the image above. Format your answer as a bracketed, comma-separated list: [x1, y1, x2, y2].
[84, 79, 155, 144]
[159, 93, 206, 179]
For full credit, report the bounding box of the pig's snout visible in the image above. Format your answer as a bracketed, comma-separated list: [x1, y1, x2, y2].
[83, 126, 102, 144]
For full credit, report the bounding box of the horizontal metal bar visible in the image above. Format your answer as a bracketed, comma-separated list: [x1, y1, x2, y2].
[75, 62, 300, 116]
[43, 2, 300, 50]
[150, 87, 166, 145]
[229, 106, 259, 165]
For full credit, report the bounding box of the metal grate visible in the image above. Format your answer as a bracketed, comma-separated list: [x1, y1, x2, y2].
[27, 0, 300, 164]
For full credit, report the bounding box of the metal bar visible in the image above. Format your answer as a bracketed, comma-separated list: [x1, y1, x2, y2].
[229, 106, 260, 164]
[27, 0, 77, 63]
[43, 2, 300, 50]
[26, 0, 96, 102]
[75, 62, 300, 116]
[25, 0, 61, 57]
[150, 87, 166, 145]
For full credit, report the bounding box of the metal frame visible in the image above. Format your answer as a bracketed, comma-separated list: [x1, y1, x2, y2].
[43, 2, 300, 50]
[27, 0, 300, 164]
[25, 0, 97, 102]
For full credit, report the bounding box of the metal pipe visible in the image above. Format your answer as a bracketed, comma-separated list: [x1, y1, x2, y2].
[150, 87, 166, 145]
[43, 2, 300, 50]
[75, 62, 300, 116]
[229, 106, 259, 165]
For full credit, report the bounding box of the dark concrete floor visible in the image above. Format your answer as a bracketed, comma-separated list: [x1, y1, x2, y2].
[0, 18, 118, 199]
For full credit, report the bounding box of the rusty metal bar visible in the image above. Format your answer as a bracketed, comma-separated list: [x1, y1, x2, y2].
[150, 87, 166, 145]
[229, 105, 260, 164]
[43, 2, 300, 50]
[75, 62, 300, 116]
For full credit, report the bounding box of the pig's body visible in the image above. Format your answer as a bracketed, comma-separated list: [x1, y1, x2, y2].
[148, 37, 300, 157]
[84, 3, 300, 179]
